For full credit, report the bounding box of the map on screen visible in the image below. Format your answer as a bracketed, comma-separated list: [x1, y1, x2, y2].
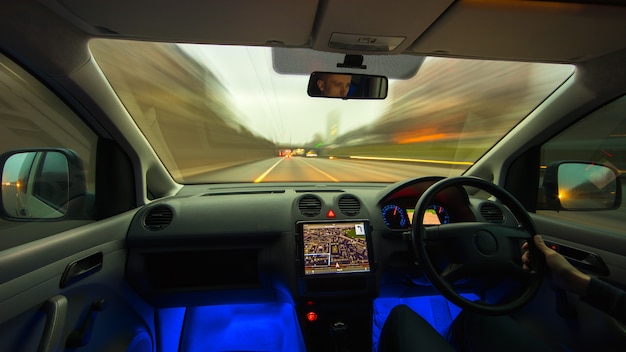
[302, 221, 370, 275]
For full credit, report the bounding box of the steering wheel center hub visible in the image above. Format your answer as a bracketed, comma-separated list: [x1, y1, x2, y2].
[473, 229, 498, 255]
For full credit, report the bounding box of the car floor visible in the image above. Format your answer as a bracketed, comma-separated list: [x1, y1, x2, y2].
[155, 294, 468, 351]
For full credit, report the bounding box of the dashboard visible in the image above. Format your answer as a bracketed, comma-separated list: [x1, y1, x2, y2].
[123, 175, 519, 351]
[125, 177, 515, 307]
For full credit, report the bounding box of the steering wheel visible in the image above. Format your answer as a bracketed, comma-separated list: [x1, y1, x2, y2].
[411, 176, 545, 315]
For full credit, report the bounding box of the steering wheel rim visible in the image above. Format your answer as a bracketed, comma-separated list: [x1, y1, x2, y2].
[411, 176, 545, 315]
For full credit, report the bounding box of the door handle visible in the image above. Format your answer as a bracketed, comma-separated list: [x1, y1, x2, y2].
[38, 295, 68, 352]
[60, 252, 103, 288]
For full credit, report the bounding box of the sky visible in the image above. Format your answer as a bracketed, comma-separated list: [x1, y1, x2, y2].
[2, 153, 26, 183]
[180, 45, 391, 145]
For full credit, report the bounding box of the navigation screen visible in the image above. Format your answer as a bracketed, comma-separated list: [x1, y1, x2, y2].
[302, 221, 370, 276]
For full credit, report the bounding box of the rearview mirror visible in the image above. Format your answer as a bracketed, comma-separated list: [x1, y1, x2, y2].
[0, 149, 88, 219]
[307, 72, 388, 99]
[541, 161, 621, 210]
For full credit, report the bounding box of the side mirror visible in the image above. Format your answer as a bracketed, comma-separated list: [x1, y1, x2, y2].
[541, 161, 621, 210]
[0, 149, 88, 220]
[307, 71, 388, 99]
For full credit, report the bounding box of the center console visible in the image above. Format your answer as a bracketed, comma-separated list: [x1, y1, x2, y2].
[295, 220, 377, 351]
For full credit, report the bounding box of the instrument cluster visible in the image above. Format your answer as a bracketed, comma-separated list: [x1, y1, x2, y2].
[378, 177, 476, 231]
[381, 203, 451, 230]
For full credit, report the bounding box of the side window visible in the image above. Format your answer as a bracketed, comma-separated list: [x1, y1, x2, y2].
[538, 96, 626, 233]
[0, 53, 97, 249]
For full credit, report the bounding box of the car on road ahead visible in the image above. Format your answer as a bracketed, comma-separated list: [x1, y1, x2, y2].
[1, 1, 625, 351]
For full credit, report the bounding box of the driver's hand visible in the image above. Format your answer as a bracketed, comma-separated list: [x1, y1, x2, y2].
[522, 235, 591, 296]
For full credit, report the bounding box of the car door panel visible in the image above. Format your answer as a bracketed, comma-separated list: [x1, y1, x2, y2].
[533, 215, 626, 285]
[516, 214, 626, 350]
[0, 210, 154, 352]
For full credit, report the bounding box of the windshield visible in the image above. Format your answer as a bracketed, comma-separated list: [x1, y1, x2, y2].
[90, 40, 574, 184]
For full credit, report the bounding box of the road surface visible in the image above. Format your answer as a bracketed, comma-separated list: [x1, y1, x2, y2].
[184, 156, 464, 184]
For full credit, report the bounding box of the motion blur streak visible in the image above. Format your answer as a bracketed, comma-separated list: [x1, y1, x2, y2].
[350, 155, 475, 166]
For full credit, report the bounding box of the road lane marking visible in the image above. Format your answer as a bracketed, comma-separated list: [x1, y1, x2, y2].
[299, 159, 340, 182]
[254, 158, 285, 183]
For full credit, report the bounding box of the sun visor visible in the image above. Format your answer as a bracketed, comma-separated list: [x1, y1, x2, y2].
[272, 48, 424, 80]
[44, 0, 318, 46]
[312, 0, 454, 54]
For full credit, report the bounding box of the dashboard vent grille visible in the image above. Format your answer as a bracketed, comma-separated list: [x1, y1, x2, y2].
[144, 206, 173, 231]
[299, 196, 322, 217]
[480, 204, 504, 223]
[338, 196, 361, 216]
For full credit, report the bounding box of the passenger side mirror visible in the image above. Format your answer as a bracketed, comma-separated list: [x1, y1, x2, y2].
[541, 161, 621, 210]
[307, 72, 388, 99]
[0, 149, 88, 219]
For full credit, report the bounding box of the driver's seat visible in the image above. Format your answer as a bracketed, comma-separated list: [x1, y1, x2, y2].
[446, 310, 554, 352]
[378, 304, 554, 352]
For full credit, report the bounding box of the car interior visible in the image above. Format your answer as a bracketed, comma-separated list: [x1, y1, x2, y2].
[1, 1, 626, 351]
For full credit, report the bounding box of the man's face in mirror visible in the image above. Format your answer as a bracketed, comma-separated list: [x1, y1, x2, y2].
[317, 74, 351, 98]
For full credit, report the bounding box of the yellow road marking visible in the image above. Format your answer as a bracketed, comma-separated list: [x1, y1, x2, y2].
[254, 158, 285, 183]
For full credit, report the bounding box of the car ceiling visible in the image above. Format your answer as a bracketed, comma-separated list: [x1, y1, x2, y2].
[20, 0, 626, 64]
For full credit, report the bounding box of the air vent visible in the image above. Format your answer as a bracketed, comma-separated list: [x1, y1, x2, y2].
[144, 206, 173, 231]
[338, 195, 361, 216]
[299, 196, 322, 217]
[480, 204, 504, 223]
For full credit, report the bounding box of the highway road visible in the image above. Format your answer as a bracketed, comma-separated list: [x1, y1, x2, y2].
[183, 156, 465, 184]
